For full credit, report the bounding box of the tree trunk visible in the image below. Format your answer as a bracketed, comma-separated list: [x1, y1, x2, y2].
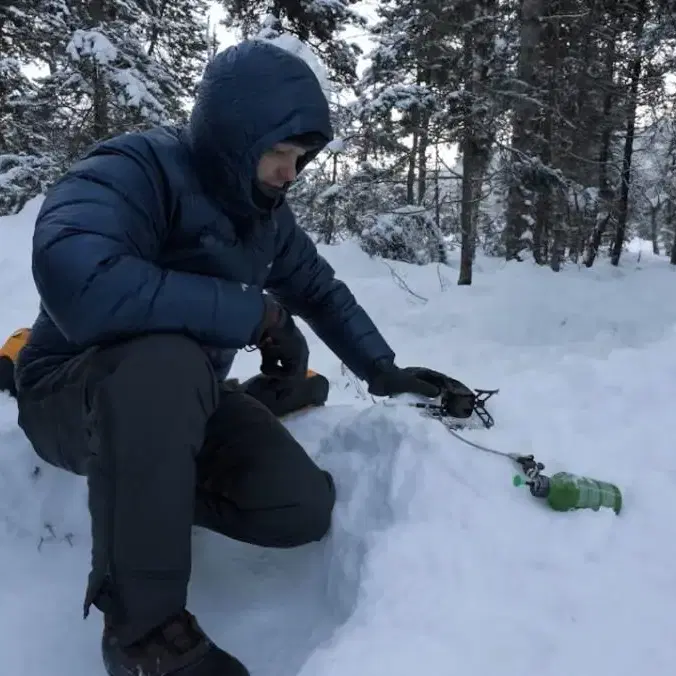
[458, 0, 496, 284]
[610, 2, 646, 266]
[434, 144, 441, 233]
[147, 0, 170, 58]
[458, 18, 477, 286]
[503, 0, 544, 260]
[459, 134, 478, 285]
[650, 203, 660, 255]
[584, 36, 616, 267]
[666, 199, 676, 263]
[535, 15, 558, 267]
[406, 113, 418, 205]
[416, 109, 429, 205]
[322, 153, 339, 244]
[87, 0, 109, 141]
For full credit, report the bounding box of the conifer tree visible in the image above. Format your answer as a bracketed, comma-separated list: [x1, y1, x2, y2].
[219, 0, 366, 87]
[0, 0, 212, 215]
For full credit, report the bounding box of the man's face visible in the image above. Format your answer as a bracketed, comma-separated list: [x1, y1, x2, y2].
[256, 142, 307, 189]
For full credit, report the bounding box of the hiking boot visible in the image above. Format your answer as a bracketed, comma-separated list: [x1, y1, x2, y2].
[102, 609, 250, 676]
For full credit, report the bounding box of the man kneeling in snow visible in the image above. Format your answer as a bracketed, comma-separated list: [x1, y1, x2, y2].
[14, 40, 444, 676]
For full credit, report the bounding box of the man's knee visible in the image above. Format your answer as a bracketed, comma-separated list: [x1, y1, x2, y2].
[294, 470, 336, 545]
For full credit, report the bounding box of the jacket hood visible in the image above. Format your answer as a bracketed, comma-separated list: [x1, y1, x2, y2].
[186, 40, 333, 216]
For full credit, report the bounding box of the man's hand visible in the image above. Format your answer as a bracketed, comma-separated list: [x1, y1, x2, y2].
[252, 297, 309, 379]
[367, 360, 446, 399]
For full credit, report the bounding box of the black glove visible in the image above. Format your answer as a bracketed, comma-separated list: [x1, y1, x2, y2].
[367, 360, 445, 399]
[252, 297, 309, 379]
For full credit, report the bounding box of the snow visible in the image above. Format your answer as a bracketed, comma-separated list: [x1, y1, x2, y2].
[67, 30, 118, 65]
[2, 196, 676, 676]
[325, 138, 346, 153]
[110, 68, 165, 115]
[257, 26, 333, 101]
[317, 184, 342, 201]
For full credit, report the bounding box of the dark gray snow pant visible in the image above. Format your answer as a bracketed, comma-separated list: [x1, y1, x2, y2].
[16, 333, 336, 646]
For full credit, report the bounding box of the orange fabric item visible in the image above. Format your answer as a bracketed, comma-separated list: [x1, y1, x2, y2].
[0, 328, 30, 363]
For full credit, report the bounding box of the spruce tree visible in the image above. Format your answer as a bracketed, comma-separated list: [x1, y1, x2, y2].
[219, 0, 366, 88]
[0, 0, 212, 215]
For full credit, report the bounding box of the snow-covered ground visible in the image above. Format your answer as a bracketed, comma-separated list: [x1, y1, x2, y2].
[1, 197, 676, 676]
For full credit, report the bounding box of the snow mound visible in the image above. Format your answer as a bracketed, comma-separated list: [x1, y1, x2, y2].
[0, 395, 88, 546]
[297, 331, 676, 676]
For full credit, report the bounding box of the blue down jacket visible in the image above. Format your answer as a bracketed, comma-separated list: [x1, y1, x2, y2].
[15, 40, 395, 391]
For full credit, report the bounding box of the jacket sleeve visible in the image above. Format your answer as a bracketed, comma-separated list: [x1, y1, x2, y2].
[266, 205, 395, 381]
[32, 146, 266, 349]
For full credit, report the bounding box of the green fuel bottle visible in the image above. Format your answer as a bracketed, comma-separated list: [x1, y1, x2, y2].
[513, 472, 622, 515]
